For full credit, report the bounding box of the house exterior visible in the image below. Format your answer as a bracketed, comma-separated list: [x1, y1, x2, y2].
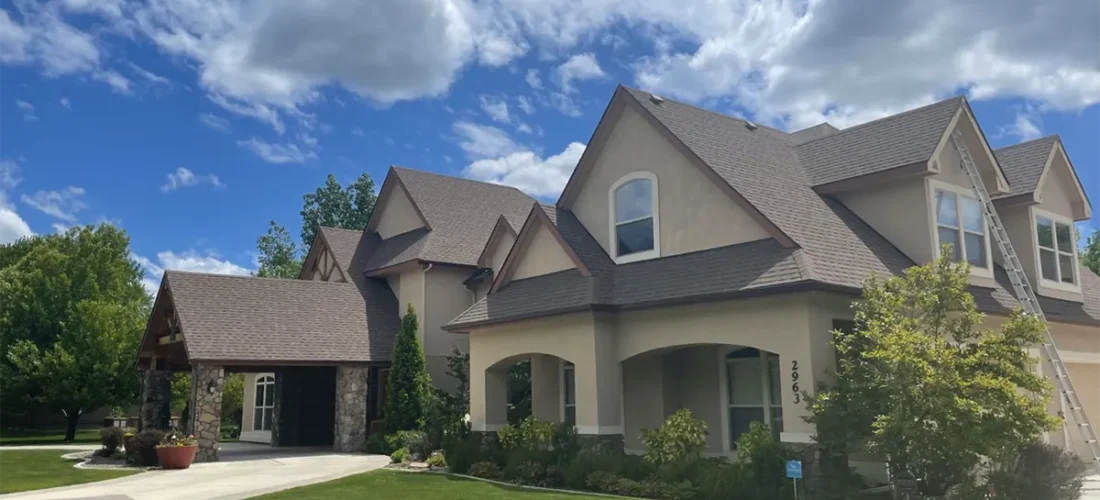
[137, 86, 1099, 471]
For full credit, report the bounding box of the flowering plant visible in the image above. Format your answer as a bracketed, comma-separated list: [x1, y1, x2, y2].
[157, 430, 197, 448]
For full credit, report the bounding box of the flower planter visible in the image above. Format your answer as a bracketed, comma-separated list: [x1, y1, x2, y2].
[156, 445, 198, 469]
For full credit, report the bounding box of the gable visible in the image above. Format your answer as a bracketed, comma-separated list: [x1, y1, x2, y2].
[569, 104, 771, 260]
[1036, 144, 1091, 220]
[483, 229, 516, 275]
[510, 223, 577, 281]
[928, 105, 1009, 195]
[371, 176, 428, 239]
[299, 235, 347, 282]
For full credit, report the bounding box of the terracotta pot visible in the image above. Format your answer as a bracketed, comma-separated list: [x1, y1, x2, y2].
[156, 444, 198, 469]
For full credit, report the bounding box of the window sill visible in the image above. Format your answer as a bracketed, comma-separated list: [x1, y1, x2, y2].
[1039, 278, 1081, 295]
[613, 249, 660, 265]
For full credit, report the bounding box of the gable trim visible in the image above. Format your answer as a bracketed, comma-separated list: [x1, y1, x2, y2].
[366, 166, 432, 233]
[928, 103, 1011, 195]
[298, 230, 349, 282]
[477, 215, 518, 268]
[557, 86, 795, 248]
[1034, 140, 1092, 220]
[490, 204, 592, 293]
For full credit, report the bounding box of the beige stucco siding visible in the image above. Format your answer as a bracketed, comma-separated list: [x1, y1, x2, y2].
[423, 266, 473, 357]
[837, 177, 933, 265]
[242, 373, 258, 433]
[1038, 153, 1077, 218]
[483, 231, 516, 275]
[572, 106, 770, 260]
[511, 224, 576, 281]
[1066, 362, 1099, 454]
[663, 346, 725, 452]
[995, 204, 1039, 288]
[375, 185, 425, 239]
[622, 353, 664, 450]
[388, 269, 425, 337]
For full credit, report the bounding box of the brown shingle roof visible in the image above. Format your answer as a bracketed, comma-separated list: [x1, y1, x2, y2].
[992, 136, 1057, 198]
[165, 271, 399, 363]
[317, 226, 367, 273]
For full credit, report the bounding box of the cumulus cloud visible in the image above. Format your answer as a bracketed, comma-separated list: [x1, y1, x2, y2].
[134, 249, 253, 296]
[479, 94, 511, 123]
[14, 99, 38, 121]
[161, 167, 225, 192]
[21, 185, 87, 222]
[464, 142, 586, 198]
[555, 52, 606, 92]
[198, 112, 230, 132]
[452, 121, 524, 159]
[0, 159, 33, 244]
[525, 68, 542, 89]
[238, 137, 318, 164]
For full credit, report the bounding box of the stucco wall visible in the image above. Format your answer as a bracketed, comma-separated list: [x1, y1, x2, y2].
[375, 185, 425, 239]
[571, 106, 770, 260]
[662, 346, 725, 452]
[838, 177, 933, 265]
[1038, 153, 1076, 218]
[1065, 362, 1100, 456]
[423, 266, 475, 390]
[484, 230, 516, 275]
[511, 223, 575, 281]
[622, 353, 664, 450]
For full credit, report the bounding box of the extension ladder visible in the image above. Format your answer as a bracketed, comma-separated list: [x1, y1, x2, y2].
[950, 130, 1100, 469]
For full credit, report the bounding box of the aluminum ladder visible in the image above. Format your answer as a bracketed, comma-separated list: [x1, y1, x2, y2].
[950, 130, 1100, 469]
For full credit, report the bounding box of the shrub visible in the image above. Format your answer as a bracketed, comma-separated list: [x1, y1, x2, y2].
[585, 470, 621, 492]
[694, 459, 751, 500]
[444, 434, 480, 474]
[366, 433, 388, 454]
[396, 430, 432, 461]
[385, 305, 432, 433]
[100, 427, 125, 454]
[641, 408, 708, 465]
[735, 422, 791, 495]
[985, 442, 1085, 500]
[550, 422, 579, 464]
[125, 429, 165, 466]
[426, 452, 447, 468]
[468, 461, 503, 480]
[564, 449, 654, 490]
[220, 424, 240, 440]
[497, 416, 555, 452]
[390, 447, 410, 463]
[505, 460, 547, 486]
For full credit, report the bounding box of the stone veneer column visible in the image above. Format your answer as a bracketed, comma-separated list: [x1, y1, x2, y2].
[140, 369, 171, 431]
[190, 363, 224, 463]
[333, 365, 369, 452]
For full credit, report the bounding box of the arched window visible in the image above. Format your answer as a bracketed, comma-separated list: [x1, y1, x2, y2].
[610, 173, 659, 263]
[253, 375, 275, 432]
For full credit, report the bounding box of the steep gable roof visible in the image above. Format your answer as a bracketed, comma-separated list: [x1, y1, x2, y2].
[788, 123, 839, 145]
[993, 136, 1057, 198]
[318, 226, 368, 273]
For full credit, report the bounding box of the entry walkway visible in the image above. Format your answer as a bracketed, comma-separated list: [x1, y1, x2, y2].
[0, 443, 388, 500]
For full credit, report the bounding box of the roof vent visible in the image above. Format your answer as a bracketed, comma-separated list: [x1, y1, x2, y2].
[744, 120, 758, 131]
[649, 93, 664, 104]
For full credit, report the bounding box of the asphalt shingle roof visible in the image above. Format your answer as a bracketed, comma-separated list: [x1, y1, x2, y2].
[165, 270, 398, 363]
[992, 136, 1057, 198]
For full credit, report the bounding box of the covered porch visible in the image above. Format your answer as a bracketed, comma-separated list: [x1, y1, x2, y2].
[136, 270, 399, 462]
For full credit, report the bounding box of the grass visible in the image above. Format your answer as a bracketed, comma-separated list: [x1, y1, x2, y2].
[0, 427, 102, 446]
[255, 469, 612, 500]
[0, 450, 140, 494]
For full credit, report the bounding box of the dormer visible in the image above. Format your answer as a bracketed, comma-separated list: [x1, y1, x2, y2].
[469, 215, 518, 300]
[367, 168, 430, 240]
[992, 137, 1091, 302]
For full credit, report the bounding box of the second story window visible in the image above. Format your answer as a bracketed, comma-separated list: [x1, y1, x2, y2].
[610, 173, 659, 263]
[933, 185, 989, 271]
[1036, 212, 1076, 286]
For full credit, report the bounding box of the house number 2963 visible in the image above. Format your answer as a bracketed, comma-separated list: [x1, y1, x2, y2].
[790, 360, 800, 404]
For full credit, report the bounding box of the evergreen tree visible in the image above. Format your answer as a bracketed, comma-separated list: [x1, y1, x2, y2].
[385, 304, 432, 433]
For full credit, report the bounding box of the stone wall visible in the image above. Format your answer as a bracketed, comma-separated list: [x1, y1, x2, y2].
[191, 363, 224, 463]
[334, 365, 369, 452]
[140, 369, 171, 431]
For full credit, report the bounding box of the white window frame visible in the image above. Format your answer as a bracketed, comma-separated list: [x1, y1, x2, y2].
[560, 361, 576, 426]
[1032, 207, 1080, 293]
[608, 172, 660, 264]
[929, 179, 992, 278]
[724, 348, 782, 449]
[253, 375, 275, 432]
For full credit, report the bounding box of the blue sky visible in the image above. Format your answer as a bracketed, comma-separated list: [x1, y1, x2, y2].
[1, 0, 1097, 292]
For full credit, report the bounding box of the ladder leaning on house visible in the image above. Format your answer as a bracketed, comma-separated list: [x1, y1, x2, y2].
[950, 130, 1100, 469]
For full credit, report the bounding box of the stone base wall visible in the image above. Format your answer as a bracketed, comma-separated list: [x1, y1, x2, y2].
[140, 370, 171, 431]
[333, 365, 369, 452]
[191, 364, 224, 463]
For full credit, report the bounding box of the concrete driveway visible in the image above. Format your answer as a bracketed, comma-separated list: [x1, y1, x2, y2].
[0, 443, 389, 500]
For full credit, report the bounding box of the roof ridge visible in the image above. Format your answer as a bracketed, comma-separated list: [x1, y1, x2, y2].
[164, 269, 356, 285]
[319, 226, 364, 234]
[794, 95, 965, 148]
[993, 134, 1059, 152]
[391, 165, 533, 197]
[620, 85, 791, 137]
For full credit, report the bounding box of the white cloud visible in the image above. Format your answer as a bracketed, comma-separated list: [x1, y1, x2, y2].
[15, 99, 38, 121]
[0, 159, 33, 244]
[384, 137, 395, 146]
[464, 142, 586, 198]
[1002, 104, 1043, 141]
[20, 186, 87, 222]
[238, 138, 318, 164]
[127, 62, 171, 86]
[479, 94, 511, 123]
[198, 112, 231, 132]
[134, 249, 253, 296]
[59, 96, 70, 108]
[52, 222, 70, 233]
[351, 127, 365, 137]
[516, 122, 533, 134]
[516, 95, 535, 115]
[161, 167, 225, 192]
[208, 93, 285, 135]
[525, 68, 542, 89]
[555, 52, 605, 92]
[91, 69, 132, 94]
[452, 121, 523, 159]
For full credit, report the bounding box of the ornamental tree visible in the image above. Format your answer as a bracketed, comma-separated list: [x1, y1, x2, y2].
[385, 304, 432, 433]
[807, 252, 1057, 496]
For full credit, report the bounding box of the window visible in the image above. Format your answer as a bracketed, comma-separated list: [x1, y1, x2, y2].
[1036, 213, 1077, 286]
[562, 362, 576, 426]
[933, 186, 988, 270]
[610, 173, 658, 263]
[726, 348, 782, 446]
[253, 375, 275, 432]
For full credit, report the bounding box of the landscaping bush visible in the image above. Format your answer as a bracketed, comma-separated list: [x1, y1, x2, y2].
[444, 434, 480, 474]
[468, 461, 503, 480]
[220, 424, 240, 440]
[735, 422, 792, 496]
[366, 433, 392, 455]
[550, 422, 579, 464]
[125, 429, 165, 466]
[985, 442, 1085, 500]
[390, 447, 410, 464]
[426, 451, 447, 468]
[100, 426, 125, 454]
[563, 448, 654, 490]
[641, 409, 708, 465]
[385, 305, 432, 433]
[504, 459, 548, 486]
[497, 416, 555, 452]
[395, 430, 432, 461]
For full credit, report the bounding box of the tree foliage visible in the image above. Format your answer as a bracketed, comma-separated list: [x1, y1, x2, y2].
[385, 304, 432, 433]
[255, 221, 301, 279]
[807, 252, 1057, 495]
[299, 173, 376, 247]
[1082, 229, 1100, 276]
[0, 225, 149, 439]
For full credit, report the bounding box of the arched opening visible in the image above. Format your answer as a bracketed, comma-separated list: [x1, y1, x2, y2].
[481, 353, 575, 430]
[621, 343, 784, 455]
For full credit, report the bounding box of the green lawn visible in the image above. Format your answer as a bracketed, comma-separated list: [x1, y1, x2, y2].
[255, 469, 611, 500]
[0, 450, 140, 494]
[0, 427, 102, 446]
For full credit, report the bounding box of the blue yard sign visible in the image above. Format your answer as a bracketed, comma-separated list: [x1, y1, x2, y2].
[786, 460, 803, 479]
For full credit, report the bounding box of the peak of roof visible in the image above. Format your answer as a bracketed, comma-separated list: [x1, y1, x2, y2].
[797, 95, 965, 147]
[993, 134, 1059, 153]
[993, 135, 1061, 197]
[619, 86, 791, 137]
[390, 165, 526, 195]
